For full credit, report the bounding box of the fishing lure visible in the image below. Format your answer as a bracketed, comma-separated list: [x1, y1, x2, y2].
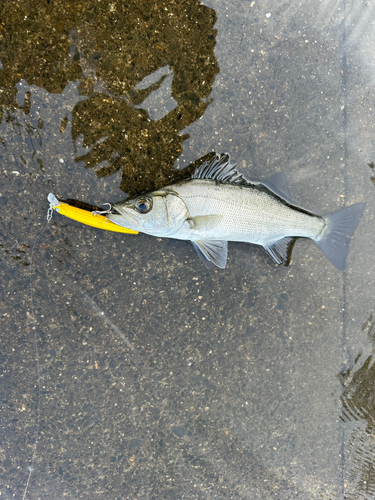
[47, 193, 138, 234]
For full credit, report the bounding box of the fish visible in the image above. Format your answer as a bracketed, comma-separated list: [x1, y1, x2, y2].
[106, 153, 365, 270]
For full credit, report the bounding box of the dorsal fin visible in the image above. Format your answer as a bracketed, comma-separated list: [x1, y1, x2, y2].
[192, 154, 292, 197]
[191, 154, 315, 215]
[262, 173, 292, 203]
[191, 153, 251, 186]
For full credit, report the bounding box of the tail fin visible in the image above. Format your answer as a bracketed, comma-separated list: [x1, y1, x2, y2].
[315, 203, 365, 270]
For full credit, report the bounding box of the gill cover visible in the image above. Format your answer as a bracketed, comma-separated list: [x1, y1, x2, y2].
[107, 191, 190, 237]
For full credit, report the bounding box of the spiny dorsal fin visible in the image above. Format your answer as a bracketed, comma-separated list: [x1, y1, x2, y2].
[191, 154, 251, 186]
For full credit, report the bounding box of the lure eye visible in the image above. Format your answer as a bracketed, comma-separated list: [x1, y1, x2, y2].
[134, 197, 152, 214]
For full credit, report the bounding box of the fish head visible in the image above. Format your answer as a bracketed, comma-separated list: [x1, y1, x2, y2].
[110, 189, 189, 236]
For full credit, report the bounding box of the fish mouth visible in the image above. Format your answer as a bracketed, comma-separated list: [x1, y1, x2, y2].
[106, 205, 141, 230]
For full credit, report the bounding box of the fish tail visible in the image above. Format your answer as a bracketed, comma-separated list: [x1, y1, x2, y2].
[315, 203, 365, 270]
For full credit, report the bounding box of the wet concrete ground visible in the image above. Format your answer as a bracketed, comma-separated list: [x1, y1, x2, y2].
[1, 0, 375, 498]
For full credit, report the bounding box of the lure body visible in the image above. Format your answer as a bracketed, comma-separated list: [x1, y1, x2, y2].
[47, 194, 138, 234]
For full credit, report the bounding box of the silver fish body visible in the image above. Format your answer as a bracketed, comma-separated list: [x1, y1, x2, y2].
[165, 179, 325, 243]
[107, 154, 365, 270]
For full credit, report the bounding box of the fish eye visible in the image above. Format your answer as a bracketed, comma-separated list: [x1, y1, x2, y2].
[134, 197, 152, 214]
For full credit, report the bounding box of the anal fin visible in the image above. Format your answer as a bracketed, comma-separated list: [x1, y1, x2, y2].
[263, 237, 297, 266]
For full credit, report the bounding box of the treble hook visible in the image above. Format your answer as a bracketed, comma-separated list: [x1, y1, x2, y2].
[92, 203, 114, 216]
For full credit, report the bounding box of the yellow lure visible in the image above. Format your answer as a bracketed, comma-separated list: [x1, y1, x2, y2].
[47, 193, 138, 234]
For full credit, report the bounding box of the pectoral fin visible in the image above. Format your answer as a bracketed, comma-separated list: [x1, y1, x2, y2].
[192, 239, 228, 269]
[263, 237, 297, 266]
[188, 214, 223, 230]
